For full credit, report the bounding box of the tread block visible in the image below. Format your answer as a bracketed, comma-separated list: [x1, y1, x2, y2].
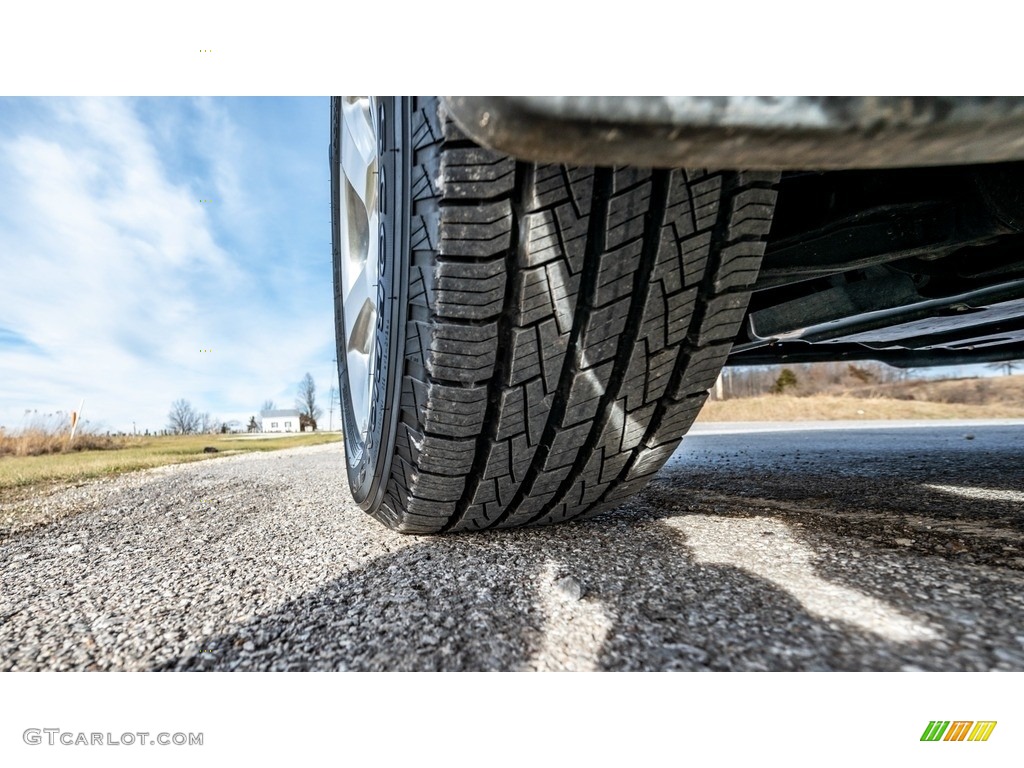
[432, 258, 507, 320]
[410, 214, 438, 253]
[679, 232, 713, 288]
[581, 297, 630, 364]
[529, 166, 569, 210]
[643, 346, 678, 404]
[521, 209, 562, 268]
[638, 285, 668, 350]
[412, 104, 442, 151]
[691, 176, 723, 230]
[409, 320, 498, 383]
[563, 360, 613, 425]
[646, 395, 706, 447]
[563, 167, 595, 217]
[411, 378, 489, 438]
[510, 434, 534, 482]
[546, 259, 579, 336]
[714, 241, 768, 292]
[412, 470, 469, 502]
[672, 344, 733, 397]
[620, 440, 682, 486]
[606, 183, 651, 247]
[508, 326, 541, 386]
[620, 343, 650, 412]
[653, 229, 684, 294]
[495, 387, 526, 441]
[481, 441, 510, 481]
[611, 167, 648, 192]
[663, 172, 696, 237]
[517, 266, 556, 326]
[545, 423, 592, 468]
[439, 200, 513, 257]
[402, 426, 477, 477]
[693, 292, 751, 346]
[620, 402, 658, 453]
[665, 287, 699, 347]
[551, 204, 592, 274]
[441, 148, 516, 199]
[729, 187, 778, 230]
[594, 239, 642, 306]
[524, 378, 552, 446]
[411, 155, 440, 202]
[537, 318, 568, 392]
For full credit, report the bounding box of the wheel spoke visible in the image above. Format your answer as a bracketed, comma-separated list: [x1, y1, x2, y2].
[344, 264, 376, 355]
[348, 298, 377, 356]
[342, 99, 377, 209]
[342, 97, 375, 161]
[346, 347, 370, 433]
[337, 96, 381, 443]
[341, 175, 369, 268]
[364, 153, 378, 220]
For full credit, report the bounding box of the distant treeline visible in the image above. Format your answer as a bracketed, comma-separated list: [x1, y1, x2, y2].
[717, 362, 922, 399]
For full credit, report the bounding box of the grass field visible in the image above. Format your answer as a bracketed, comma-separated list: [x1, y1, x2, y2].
[697, 395, 1024, 422]
[0, 432, 341, 499]
[698, 379, 1024, 422]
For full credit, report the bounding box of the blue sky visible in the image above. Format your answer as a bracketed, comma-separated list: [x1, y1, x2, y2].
[0, 97, 1006, 436]
[0, 97, 339, 433]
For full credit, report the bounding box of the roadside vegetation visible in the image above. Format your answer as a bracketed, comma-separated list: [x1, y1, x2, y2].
[0, 431, 341, 500]
[700, 366, 1024, 421]
[1, 372, 340, 503]
[0, 412, 124, 458]
[698, 393, 1024, 422]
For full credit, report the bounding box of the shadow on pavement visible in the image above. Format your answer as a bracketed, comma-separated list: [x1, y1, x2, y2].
[157, 442, 1024, 671]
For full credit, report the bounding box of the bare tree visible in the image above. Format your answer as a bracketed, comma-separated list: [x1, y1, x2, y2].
[198, 412, 219, 434]
[247, 416, 259, 433]
[260, 399, 276, 415]
[986, 360, 1021, 376]
[296, 373, 322, 429]
[167, 399, 200, 435]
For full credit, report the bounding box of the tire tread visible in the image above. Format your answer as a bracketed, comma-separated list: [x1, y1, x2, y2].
[370, 98, 778, 533]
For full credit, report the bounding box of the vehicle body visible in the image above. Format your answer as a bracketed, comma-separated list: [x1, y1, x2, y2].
[332, 96, 1024, 533]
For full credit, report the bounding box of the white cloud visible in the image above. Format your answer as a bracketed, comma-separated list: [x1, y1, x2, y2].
[0, 98, 337, 433]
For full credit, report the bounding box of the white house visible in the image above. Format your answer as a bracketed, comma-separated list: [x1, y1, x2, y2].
[260, 409, 301, 433]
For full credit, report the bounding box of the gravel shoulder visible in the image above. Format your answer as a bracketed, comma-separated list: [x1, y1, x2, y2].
[2, 425, 1022, 671]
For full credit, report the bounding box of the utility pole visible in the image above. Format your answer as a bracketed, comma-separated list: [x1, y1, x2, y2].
[328, 385, 338, 431]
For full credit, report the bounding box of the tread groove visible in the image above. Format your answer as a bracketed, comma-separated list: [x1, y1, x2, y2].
[439, 162, 532, 533]
[569, 173, 762, 520]
[481, 168, 614, 530]
[521, 170, 670, 527]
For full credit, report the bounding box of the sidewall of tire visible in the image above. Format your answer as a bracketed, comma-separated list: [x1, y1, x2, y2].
[331, 96, 409, 510]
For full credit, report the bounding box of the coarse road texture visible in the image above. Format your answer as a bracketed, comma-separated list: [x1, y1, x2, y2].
[2, 421, 1022, 671]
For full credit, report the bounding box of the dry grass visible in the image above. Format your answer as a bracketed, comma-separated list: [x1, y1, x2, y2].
[0, 432, 341, 499]
[0, 427, 126, 457]
[698, 393, 1024, 422]
[841, 374, 1024, 407]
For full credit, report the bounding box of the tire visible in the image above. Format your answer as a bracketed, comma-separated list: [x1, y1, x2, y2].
[331, 96, 779, 533]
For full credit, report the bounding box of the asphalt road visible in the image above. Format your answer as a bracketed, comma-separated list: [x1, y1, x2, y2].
[2, 420, 1022, 671]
